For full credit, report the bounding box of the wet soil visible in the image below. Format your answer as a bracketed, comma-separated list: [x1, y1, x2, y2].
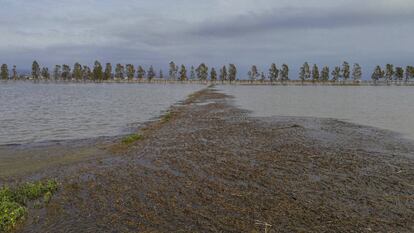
[11, 88, 414, 232]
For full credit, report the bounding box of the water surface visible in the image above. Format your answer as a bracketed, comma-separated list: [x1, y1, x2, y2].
[219, 85, 414, 140]
[0, 83, 203, 145]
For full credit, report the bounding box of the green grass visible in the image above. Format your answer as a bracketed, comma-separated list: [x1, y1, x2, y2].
[0, 180, 58, 232]
[121, 134, 143, 145]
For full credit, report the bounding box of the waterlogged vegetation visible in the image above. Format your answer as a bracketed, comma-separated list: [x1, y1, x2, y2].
[0, 180, 58, 232]
[121, 133, 143, 145]
[1, 60, 413, 83]
[161, 111, 173, 123]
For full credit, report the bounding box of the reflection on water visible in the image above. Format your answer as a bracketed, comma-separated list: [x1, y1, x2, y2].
[0, 83, 203, 145]
[219, 85, 414, 140]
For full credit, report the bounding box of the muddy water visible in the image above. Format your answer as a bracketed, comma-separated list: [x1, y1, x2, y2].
[218, 85, 414, 140]
[0, 83, 203, 145]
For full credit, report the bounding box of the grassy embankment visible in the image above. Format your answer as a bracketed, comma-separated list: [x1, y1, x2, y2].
[0, 180, 58, 232]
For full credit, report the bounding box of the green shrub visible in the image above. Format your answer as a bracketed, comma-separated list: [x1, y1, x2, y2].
[0, 180, 58, 232]
[0, 200, 26, 232]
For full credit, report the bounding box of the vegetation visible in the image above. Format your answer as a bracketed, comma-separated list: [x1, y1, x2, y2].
[210, 68, 217, 81]
[179, 65, 187, 81]
[312, 64, 319, 81]
[331, 66, 341, 81]
[121, 134, 143, 144]
[280, 64, 289, 81]
[0, 180, 58, 232]
[126, 64, 135, 80]
[299, 62, 310, 81]
[196, 63, 209, 81]
[228, 64, 237, 82]
[321, 66, 330, 81]
[268, 63, 279, 82]
[1, 64, 8, 80]
[352, 63, 362, 81]
[219, 66, 227, 82]
[169, 62, 178, 80]
[248, 65, 259, 81]
[147, 66, 156, 81]
[1, 60, 413, 84]
[342, 61, 350, 80]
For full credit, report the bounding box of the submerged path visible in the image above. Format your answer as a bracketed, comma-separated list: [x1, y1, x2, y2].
[16, 88, 414, 232]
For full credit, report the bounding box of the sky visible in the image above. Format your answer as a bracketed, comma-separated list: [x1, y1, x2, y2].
[0, 0, 413, 77]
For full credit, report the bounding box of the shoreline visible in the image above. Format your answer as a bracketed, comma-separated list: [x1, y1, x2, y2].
[0, 91, 196, 183]
[2, 87, 414, 232]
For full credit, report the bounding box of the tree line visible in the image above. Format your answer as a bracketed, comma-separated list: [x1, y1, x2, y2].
[0, 61, 237, 82]
[1, 61, 413, 82]
[248, 62, 414, 82]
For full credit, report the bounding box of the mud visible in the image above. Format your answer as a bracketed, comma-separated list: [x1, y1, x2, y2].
[9, 88, 414, 232]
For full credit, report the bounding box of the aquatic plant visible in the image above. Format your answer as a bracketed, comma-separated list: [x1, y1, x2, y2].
[0, 180, 58, 232]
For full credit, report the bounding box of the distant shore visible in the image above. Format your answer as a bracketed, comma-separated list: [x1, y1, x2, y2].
[2, 87, 412, 232]
[1, 79, 414, 86]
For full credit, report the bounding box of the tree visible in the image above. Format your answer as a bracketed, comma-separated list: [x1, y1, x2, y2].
[190, 66, 196, 80]
[219, 66, 227, 81]
[83, 66, 92, 80]
[104, 63, 112, 80]
[73, 63, 83, 80]
[32, 61, 40, 79]
[385, 64, 394, 81]
[179, 65, 187, 81]
[248, 65, 259, 81]
[93, 61, 103, 81]
[352, 63, 362, 81]
[41, 67, 50, 80]
[53, 65, 62, 80]
[371, 66, 384, 82]
[137, 66, 146, 79]
[269, 63, 279, 82]
[280, 64, 289, 81]
[406, 66, 414, 81]
[169, 61, 178, 80]
[210, 68, 217, 81]
[12, 65, 18, 80]
[147, 66, 156, 81]
[115, 64, 124, 80]
[395, 67, 404, 81]
[321, 66, 330, 81]
[62, 64, 71, 80]
[331, 66, 341, 81]
[312, 64, 319, 81]
[126, 64, 135, 80]
[159, 70, 164, 79]
[299, 62, 310, 81]
[196, 63, 209, 80]
[228, 64, 237, 82]
[342, 61, 350, 80]
[1, 64, 9, 80]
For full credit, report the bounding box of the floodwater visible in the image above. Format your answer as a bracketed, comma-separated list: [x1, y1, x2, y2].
[218, 85, 414, 140]
[0, 83, 203, 145]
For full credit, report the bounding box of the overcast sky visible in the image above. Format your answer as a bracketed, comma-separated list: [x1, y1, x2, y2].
[0, 0, 413, 76]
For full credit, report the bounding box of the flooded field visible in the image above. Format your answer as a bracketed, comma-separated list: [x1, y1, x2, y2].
[218, 85, 414, 140]
[0, 83, 203, 145]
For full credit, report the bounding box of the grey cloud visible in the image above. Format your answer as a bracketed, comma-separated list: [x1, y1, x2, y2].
[190, 5, 414, 38]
